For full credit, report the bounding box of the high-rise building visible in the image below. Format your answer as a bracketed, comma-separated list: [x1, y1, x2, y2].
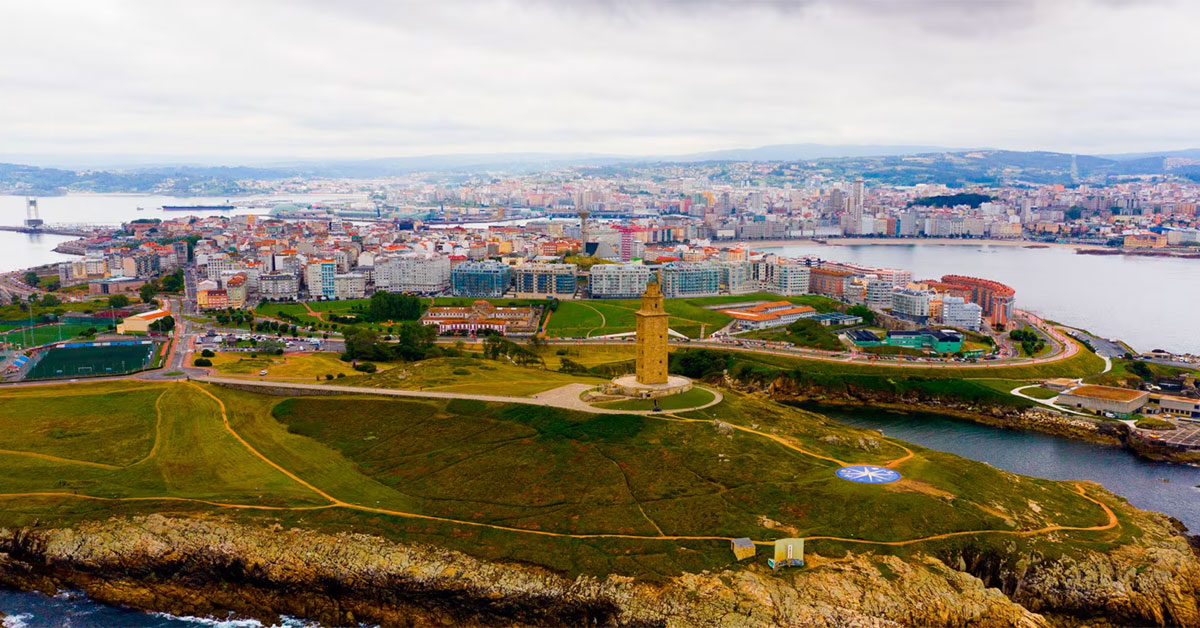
[941, 296, 983, 331]
[450, 261, 511, 298]
[589, 264, 652, 299]
[891, 288, 936, 320]
[845, 178, 865, 235]
[773, 263, 810, 296]
[512, 263, 577, 297]
[375, 255, 450, 294]
[660, 261, 720, 298]
[304, 259, 337, 299]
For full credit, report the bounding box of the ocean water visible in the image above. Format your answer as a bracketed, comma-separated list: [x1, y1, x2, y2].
[760, 242, 1200, 354]
[817, 404, 1200, 530]
[0, 590, 326, 628]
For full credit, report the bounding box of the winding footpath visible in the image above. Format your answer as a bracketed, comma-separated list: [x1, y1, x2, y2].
[0, 378, 1120, 551]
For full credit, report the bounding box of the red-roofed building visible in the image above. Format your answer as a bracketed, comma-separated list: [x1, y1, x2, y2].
[720, 301, 818, 330]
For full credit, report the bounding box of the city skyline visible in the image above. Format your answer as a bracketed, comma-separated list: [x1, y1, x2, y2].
[4, 0, 1200, 161]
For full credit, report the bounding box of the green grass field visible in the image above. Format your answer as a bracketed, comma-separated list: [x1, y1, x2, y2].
[546, 293, 842, 340]
[1023, 387, 1060, 400]
[340, 356, 608, 396]
[24, 343, 157, 380]
[713, 337, 1106, 381]
[741, 319, 845, 351]
[210, 352, 390, 379]
[592, 386, 716, 411]
[0, 377, 1134, 579]
[258, 297, 556, 331]
[0, 323, 99, 349]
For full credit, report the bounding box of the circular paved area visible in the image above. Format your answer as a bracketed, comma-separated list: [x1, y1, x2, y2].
[835, 465, 902, 484]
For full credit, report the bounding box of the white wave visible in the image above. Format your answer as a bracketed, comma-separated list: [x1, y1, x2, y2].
[2, 613, 32, 628]
[149, 613, 263, 628]
[149, 613, 329, 628]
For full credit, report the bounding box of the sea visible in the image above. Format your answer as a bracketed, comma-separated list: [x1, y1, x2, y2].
[759, 241, 1200, 355]
[0, 589, 325, 628]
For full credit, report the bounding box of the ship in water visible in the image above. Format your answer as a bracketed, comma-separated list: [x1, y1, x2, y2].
[160, 204, 235, 211]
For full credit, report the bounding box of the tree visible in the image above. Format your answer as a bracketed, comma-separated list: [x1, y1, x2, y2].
[394, 321, 437, 361]
[139, 280, 161, 303]
[160, 269, 185, 293]
[22, 271, 39, 287]
[149, 315, 175, 333]
[108, 294, 131, 309]
[846, 305, 875, 325]
[558, 358, 588, 374]
[39, 294, 61, 307]
[1128, 360, 1154, 380]
[201, 349, 215, 357]
[343, 327, 390, 362]
[193, 357, 212, 367]
[669, 349, 731, 379]
[364, 292, 424, 323]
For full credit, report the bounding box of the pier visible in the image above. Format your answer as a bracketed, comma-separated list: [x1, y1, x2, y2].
[0, 225, 95, 237]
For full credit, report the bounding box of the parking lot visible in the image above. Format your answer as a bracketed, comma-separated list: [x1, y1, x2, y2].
[1151, 425, 1200, 448]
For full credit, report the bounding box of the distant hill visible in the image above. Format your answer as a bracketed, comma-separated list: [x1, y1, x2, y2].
[660, 143, 971, 162]
[4, 144, 1200, 193]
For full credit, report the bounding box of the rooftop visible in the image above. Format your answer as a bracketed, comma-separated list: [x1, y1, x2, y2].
[1064, 385, 1148, 402]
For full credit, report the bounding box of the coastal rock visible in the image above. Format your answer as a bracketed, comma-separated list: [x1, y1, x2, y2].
[0, 510, 1196, 627]
[0, 516, 1043, 627]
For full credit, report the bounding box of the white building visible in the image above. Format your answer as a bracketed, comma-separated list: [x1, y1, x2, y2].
[304, 260, 337, 299]
[375, 255, 451, 294]
[589, 264, 652, 299]
[334, 273, 367, 300]
[715, 261, 754, 295]
[891, 288, 935, 319]
[773, 263, 810, 296]
[259, 272, 300, 300]
[941, 295, 983, 331]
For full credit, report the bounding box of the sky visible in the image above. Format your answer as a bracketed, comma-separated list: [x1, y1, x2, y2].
[2, 0, 1198, 164]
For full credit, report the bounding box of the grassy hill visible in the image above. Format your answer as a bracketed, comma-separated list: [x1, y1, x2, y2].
[0, 377, 1132, 580]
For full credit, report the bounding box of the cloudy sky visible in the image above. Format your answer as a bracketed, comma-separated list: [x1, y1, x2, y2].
[2, 0, 1197, 163]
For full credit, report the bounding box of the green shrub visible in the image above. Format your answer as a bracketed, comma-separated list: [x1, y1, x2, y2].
[193, 357, 212, 367]
[200, 349, 215, 357]
[353, 362, 378, 373]
[452, 368, 471, 375]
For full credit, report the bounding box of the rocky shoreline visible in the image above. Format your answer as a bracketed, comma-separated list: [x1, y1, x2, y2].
[0, 511, 1198, 627]
[737, 372, 1200, 464]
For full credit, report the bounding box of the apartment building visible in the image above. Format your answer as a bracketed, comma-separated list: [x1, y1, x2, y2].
[660, 261, 720, 298]
[941, 295, 983, 331]
[589, 264, 652, 299]
[451, 261, 512, 297]
[375, 255, 451, 294]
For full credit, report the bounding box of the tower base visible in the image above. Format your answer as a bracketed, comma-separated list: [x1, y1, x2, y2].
[607, 374, 692, 399]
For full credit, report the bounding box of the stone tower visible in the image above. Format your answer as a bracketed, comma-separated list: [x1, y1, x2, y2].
[635, 279, 669, 385]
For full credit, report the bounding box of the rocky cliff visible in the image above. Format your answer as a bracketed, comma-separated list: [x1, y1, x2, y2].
[0, 510, 1197, 627]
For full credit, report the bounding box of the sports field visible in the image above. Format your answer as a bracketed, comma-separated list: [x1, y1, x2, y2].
[0, 377, 1130, 579]
[24, 342, 157, 380]
[0, 323, 98, 349]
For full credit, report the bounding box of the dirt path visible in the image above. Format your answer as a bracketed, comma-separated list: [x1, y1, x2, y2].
[803, 484, 1117, 547]
[0, 381, 1120, 550]
[0, 449, 119, 470]
[576, 301, 608, 338]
